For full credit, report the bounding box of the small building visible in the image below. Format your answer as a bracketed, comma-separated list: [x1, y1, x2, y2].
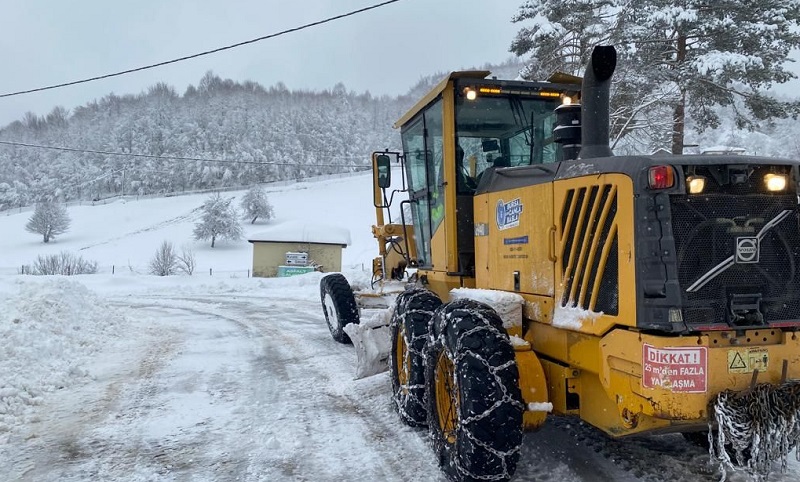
[248, 221, 351, 277]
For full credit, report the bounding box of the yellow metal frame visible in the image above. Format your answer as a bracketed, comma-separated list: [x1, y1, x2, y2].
[394, 71, 490, 129]
[370, 153, 417, 283]
[407, 76, 479, 298]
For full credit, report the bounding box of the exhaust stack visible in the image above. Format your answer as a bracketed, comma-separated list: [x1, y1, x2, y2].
[579, 46, 616, 159]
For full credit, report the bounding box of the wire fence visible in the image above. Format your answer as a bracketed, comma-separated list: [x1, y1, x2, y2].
[3, 265, 253, 278]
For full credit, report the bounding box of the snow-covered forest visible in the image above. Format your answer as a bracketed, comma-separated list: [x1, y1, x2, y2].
[3, 56, 799, 215]
[0, 54, 533, 213]
[0, 72, 416, 210]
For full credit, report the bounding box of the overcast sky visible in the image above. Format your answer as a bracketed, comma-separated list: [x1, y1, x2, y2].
[0, 0, 524, 127]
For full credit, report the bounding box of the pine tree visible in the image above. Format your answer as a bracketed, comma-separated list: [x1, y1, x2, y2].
[193, 193, 242, 248]
[620, 0, 800, 153]
[510, 0, 617, 79]
[25, 201, 71, 243]
[511, 1, 800, 154]
[239, 186, 274, 224]
[510, 0, 667, 150]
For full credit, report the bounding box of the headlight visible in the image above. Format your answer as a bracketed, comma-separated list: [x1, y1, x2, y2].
[764, 173, 787, 192]
[687, 175, 706, 194]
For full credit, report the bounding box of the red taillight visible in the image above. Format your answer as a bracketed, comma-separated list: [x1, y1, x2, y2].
[648, 165, 675, 189]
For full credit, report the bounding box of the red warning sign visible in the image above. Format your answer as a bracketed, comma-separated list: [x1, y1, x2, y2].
[642, 344, 707, 393]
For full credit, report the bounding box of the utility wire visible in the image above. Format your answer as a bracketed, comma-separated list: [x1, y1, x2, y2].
[0, 0, 403, 99]
[0, 140, 370, 169]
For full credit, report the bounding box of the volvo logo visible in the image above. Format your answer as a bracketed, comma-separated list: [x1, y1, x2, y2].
[687, 210, 791, 292]
[735, 237, 760, 264]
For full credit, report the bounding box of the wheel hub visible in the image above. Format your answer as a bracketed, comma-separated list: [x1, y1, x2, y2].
[395, 325, 409, 389]
[435, 351, 459, 444]
[323, 293, 338, 332]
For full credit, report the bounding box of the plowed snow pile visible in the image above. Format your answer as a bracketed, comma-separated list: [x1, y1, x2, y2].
[0, 278, 125, 438]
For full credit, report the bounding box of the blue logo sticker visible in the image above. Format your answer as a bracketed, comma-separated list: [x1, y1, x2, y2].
[496, 198, 523, 230]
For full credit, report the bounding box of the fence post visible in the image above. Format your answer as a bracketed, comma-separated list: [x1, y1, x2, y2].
[209, 268, 212, 276]
[248, 269, 250, 278]
[112, 265, 115, 275]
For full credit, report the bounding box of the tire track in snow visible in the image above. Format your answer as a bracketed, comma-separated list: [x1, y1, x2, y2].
[102, 294, 422, 481]
[206, 294, 443, 482]
[19, 300, 257, 481]
[3, 313, 182, 481]
[79, 207, 201, 251]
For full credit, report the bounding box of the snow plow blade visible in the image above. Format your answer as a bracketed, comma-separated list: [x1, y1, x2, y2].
[709, 376, 800, 480]
[344, 310, 392, 379]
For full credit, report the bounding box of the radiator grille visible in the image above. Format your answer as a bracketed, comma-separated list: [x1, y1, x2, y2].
[671, 192, 800, 325]
[559, 184, 618, 314]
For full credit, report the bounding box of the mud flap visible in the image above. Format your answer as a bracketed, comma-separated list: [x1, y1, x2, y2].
[344, 309, 392, 379]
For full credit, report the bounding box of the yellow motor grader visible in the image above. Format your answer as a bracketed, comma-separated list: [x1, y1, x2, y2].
[319, 46, 800, 481]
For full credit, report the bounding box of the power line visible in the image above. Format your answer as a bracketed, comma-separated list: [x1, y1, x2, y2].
[0, 140, 370, 168]
[0, 0, 404, 99]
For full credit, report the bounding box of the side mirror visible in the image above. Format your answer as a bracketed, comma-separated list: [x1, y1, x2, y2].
[376, 154, 392, 188]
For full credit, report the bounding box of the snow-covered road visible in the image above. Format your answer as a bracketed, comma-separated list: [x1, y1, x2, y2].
[1, 277, 443, 481]
[2, 275, 798, 481]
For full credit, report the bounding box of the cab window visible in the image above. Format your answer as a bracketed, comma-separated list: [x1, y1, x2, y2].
[401, 98, 444, 268]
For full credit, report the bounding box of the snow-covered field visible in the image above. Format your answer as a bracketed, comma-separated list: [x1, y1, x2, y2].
[0, 172, 797, 481]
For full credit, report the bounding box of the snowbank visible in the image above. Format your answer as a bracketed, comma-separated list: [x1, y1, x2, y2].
[0, 278, 126, 438]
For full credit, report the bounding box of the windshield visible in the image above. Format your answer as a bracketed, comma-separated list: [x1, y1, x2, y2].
[455, 94, 560, 192]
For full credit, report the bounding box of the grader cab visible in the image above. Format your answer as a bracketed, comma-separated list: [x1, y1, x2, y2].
[319, 46, 800, 481]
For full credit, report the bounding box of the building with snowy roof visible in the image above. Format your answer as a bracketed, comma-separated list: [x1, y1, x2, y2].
[247, 221, 351, 277]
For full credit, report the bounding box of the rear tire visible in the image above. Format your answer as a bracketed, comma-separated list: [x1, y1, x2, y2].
[320, 274, 359, 344]
[425, 299, 524, 482]
[390, 289, 442, 426]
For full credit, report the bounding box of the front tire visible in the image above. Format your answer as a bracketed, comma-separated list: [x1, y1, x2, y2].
[390, 289, 442, 426]
[320, 274, 359, 344]
[425, 299, 524, 482]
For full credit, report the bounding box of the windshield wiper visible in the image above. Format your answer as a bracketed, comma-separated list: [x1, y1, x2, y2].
[508, 97, 532, 148]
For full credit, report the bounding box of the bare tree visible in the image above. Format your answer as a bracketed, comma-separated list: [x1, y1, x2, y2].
[30, 251, 97, 275]
[26, 202, 71, 243]
[149, 240, 178, 276]
[177, 247, 197, 275]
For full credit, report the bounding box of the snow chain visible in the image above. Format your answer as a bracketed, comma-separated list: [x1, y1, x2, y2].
[709, 380, 800, 481]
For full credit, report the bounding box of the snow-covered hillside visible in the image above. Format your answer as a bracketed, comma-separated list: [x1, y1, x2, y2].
[1, 173, 798, 482]
[0, 173, 380, 277]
